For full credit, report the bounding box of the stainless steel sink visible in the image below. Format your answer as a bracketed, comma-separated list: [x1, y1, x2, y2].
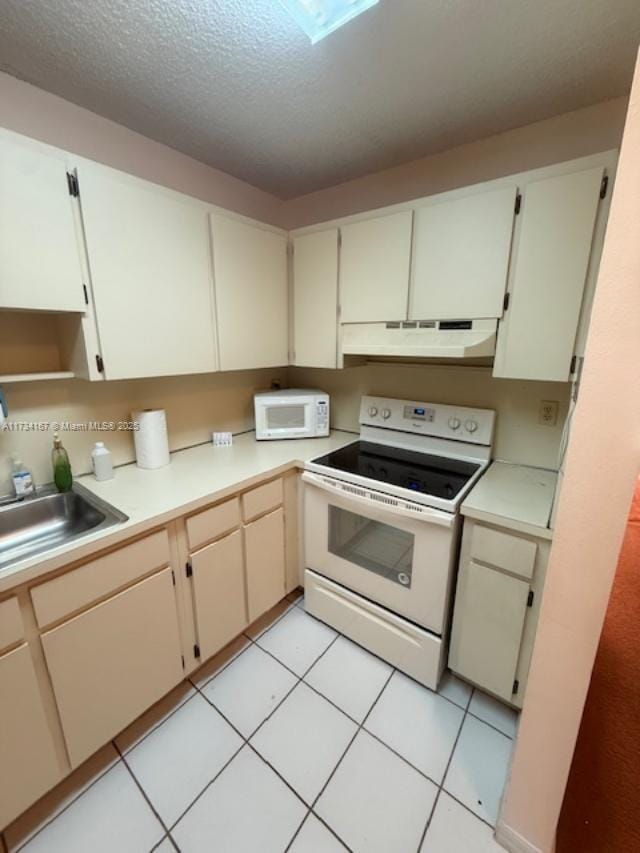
[0, 484, 128, 571]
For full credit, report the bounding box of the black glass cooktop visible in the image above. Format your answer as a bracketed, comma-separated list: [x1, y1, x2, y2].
[312, 441, 480, 500]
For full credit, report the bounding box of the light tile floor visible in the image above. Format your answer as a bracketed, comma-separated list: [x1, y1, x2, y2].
[3, 591, 518, 853]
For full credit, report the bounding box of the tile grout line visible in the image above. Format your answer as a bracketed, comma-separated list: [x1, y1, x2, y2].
[113, 740, 173, 844]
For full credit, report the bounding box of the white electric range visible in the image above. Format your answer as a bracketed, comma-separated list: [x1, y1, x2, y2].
[302, 395, 495, 689]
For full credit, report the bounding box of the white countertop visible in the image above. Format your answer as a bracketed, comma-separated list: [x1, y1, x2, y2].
[461, 461, 557, 540]
[0, 430, 356, 592]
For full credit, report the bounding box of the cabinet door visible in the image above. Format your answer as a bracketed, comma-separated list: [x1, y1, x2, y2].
[340, 211, 413, 323]
[493, 166, 604, 381]
[192, 530, 248, 661]
[211, 215, 288, 370]
[0, 644, 61, 828]
[411, 187, 516, 320]
[78, 162, 217, 380]
[292, 229, 339, 368]
[0, 135, 84, 312]
[41, 569, 183, 767]
[449, 560, 530, 701]
[244, 508, 286, 622]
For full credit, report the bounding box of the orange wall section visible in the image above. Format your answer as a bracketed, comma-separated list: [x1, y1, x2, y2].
[557, 478, 640, 853]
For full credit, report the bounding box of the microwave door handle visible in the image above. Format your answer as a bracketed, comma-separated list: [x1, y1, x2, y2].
[301, 471, 455, 529]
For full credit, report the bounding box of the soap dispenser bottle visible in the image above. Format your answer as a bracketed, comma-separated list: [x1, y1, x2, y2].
[11, 456, 35, 498]
[52, 432, 73, 492]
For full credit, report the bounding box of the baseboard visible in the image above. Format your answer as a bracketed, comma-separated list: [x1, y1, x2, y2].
[495, 820, 547, 853]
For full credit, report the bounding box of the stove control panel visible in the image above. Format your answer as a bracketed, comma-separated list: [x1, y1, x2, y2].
[359, 396, 495, 446]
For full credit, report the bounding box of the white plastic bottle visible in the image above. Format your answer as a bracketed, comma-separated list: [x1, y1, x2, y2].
[91, 442, 114, 481]
[11, 457, 35, 497]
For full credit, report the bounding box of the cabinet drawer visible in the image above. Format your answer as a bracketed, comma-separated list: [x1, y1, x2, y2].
[0, 597, 24, 654]
[242, 479, 283, 522]
[41, 568, 183, 767]
[470, 524, 537, 580]
[186, 497, 241, 550]
[31, 530, 171, 628]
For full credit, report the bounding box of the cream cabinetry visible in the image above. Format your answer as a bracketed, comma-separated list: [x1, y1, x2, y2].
[0, 133, 85, 313]
[78, 162, 217, 380]
[493, 166, 605, 382]
[0, 643, 62, 827]
[245, 508, 286, 622]
[449, 518, 550, 707]
[211, 215, 288, 370]
[41, 568, 183, 767]
[191, 531, 248, 662]
[186, 479, 287, 659]
[410, 187, 517, 321]
[339, 210, 413, 323]
[292, 229, 339, 368]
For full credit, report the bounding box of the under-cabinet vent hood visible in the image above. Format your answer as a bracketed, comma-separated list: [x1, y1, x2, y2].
[341, 319, 497, 359]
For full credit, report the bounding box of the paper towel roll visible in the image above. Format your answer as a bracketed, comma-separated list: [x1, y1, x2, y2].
[132, 409, 170, 469]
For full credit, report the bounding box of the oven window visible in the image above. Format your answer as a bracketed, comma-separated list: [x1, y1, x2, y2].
[267, 404, 306, 430]
[328, 505, 414, 588]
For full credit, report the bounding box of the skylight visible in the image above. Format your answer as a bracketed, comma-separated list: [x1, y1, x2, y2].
[279, 0, 379, 44]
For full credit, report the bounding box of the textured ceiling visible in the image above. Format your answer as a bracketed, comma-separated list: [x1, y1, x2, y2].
[0, 0, 639, 198]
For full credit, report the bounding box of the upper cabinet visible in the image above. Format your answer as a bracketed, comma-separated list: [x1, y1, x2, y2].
[410, 187, 517, 320]
[0, 134, 85, 313]
[493, 166, 605, 382]
[78, 163, 217, 381]
[292, 229, 339, 368]
[211, 215, 288, 371]
[339, 210, 413, 323]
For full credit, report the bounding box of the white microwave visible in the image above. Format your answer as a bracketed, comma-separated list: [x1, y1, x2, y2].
[254, 389, 330, 440]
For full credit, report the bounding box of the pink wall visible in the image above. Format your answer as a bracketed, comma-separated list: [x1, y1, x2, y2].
[498, 50, 640, 853]
[284, 97, 628, 228]
[0, 72, 286, 227]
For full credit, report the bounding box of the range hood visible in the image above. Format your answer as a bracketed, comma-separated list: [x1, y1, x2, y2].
[341, 319, 498, 359]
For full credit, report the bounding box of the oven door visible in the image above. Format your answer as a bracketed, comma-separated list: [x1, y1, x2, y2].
[256, 400, 314, 439]
[302, 471, 459, 634]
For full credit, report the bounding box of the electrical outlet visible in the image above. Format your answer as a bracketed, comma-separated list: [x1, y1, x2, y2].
[539, 400, 559, 426]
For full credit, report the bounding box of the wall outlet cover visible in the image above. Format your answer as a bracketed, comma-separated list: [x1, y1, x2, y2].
[539, 400, 559, 426]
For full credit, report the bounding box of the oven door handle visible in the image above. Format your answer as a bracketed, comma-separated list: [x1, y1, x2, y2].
[301, 471, 456, 528]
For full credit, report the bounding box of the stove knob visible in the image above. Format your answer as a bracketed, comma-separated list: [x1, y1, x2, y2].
[368, 406, 378, 418]
[381, 408, 391, 420]
[465, 419, 478, 434]
[448, 417, 461, 431]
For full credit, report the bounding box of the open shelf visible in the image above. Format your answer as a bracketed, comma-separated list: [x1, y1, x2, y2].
[0, 371, 76, 384]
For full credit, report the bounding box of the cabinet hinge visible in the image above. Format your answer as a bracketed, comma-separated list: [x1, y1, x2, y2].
[186, 559, 193, 578]
[527, 590, 534, 607]
[95, 354, 104, 373]
[193, 643, 201, 659]
[171, 569, 176, 587]
[503, 292, 510, 312]
[66, 171, 79, 197]
[82, 284, 89, 306]
[181, 655, 185, 669]
[514, 193, 522, 215]
[600, 175, 609, 200]
[570, 355, 577, 375]
[513, 678, 519, 695]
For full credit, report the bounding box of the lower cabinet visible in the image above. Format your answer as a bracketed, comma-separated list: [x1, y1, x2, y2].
[0, 643, 61, 828]
[245, 508, 286, 622]
[449, 518, 550, 707]
[192, 530, 248, 661]
[41, 568, 184, 767]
